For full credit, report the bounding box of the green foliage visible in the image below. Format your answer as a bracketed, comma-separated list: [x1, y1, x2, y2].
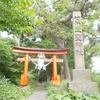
[0, 76, 36, 100]
[0, 37, 15, 71]
[44, 81, 100, 100]
[34, 37, 57, 48]
[32, 0, 100, 71]
[21, 36, 57, 49]
[0, 38, 38, 99]
[0, 37, 22, 84]
[91, 71, 100, 92]
[0, 0, 34, 35]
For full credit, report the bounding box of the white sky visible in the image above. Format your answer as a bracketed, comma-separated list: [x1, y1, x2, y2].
[92, 57, 100, 71]
[0, 31, 13, 38]
[0, 31, 8, 37]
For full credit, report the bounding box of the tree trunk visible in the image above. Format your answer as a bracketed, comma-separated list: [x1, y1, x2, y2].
[61, 55, 70, 81]
[37, 70, 41, 83]
[51, 35, 71, 81]
[60, 65, 64, 79]
[15, 36, 20, 46]
[46, 74, 51, 82]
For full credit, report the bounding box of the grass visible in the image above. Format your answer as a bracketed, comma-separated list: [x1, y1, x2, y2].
[0, 76, 37, 100]
[44, 80, 100, 100]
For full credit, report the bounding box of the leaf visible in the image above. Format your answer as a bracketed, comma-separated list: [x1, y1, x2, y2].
[63, 96, 71, 100]
[84, 96, 92, 100]
[68, 88, 79, 94]
[55, 94, 63, 100]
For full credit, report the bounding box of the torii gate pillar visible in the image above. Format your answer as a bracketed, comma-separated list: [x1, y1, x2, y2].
[52, 55, 60, 85]
[20, 54, 29, 86]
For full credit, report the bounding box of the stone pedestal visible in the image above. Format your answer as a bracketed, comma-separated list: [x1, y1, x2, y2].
[69, 69, 98, 92]
[69, 11, 98, 92]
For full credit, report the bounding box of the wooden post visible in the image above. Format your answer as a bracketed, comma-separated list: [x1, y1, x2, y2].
[20, 54, 29, 86]
[53, 55, 57, 78]
[52, 55, 60, 85]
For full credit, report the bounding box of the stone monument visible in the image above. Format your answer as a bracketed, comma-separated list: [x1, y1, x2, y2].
[69, 11, 98, 92]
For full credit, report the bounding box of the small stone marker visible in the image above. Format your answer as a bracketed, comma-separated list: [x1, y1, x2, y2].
[69, 11, 98, 92]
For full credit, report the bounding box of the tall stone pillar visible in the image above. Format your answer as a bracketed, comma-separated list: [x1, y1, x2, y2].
[69, 11, 98, 92]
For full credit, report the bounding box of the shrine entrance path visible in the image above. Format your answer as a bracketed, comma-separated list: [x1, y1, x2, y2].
[26, 84, 48, 100]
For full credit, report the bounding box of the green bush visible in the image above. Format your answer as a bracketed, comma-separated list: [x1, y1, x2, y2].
[0, 37, 23, 84]
[0, 76, 36, 100]
[45, 81, 100, 100]
[91, 71, 100, 92]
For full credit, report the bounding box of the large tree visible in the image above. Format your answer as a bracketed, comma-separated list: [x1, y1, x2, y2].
[32, 0, 100, 80]
[0, 0, 100, 81]
[0, 0, 35, 35]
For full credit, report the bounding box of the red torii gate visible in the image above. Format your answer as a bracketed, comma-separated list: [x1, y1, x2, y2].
[13, 46, 69, 86]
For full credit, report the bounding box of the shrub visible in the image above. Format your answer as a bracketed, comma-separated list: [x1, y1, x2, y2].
[45, 80, 100, 100]
[0, 76, 36, 100]
[91, 71, 100, 92]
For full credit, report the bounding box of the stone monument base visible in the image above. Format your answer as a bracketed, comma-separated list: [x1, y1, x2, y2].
[68, 69, 98, 92]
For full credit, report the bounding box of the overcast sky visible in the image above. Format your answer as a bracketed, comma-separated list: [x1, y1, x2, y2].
[92, 57, 100, 71]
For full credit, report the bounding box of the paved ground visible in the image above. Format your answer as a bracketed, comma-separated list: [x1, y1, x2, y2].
[26, 84, 48, 100]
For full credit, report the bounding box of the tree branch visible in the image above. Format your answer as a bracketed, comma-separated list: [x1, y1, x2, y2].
[59, 13, 72, 24]
[59, 0, 87, 24]
[51, 0, 61, 5]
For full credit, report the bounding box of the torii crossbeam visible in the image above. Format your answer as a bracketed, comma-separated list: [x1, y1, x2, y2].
[13, 46, 69, 86]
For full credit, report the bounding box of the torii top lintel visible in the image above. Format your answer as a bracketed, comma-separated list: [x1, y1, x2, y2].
[13, 46, 69, 55]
